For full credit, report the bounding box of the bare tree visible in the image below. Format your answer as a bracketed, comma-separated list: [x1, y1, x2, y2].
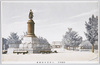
[85, 15, 98, 53]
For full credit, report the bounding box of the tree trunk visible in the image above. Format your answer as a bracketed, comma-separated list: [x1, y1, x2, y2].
[69, 46, 70, 50]
[73, 47, 74, 51]
[75, 47, 76, 50]
[92, 44, 94, 53]
[80, 46, 82, 49]
[67, 47, 68, 50]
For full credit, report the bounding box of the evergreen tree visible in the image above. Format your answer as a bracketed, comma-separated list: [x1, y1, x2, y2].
[62, 28, 82, 50]
[37, 37, 50, 49]
[85, 15, 98, 53]
[2, 38, 8, 50]
[7, 32, 21, 48]
[38, 37, 49, 44]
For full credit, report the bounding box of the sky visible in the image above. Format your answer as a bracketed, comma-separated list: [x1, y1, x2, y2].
[1, 1, 98, 43]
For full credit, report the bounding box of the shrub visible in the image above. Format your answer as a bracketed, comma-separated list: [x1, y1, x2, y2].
[54, 50, 57, 53]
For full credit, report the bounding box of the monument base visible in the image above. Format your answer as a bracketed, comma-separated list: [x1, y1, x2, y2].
[19, 36, 40, 53]
[18, 36, 51, 53]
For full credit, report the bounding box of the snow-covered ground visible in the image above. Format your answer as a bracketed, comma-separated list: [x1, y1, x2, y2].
[2, 50, 98, 64]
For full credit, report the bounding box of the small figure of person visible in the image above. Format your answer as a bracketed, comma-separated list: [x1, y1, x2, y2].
[29, 9, 33, 20]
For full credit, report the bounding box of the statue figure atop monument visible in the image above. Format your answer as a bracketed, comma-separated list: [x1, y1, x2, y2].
[29, 9, 33, 20]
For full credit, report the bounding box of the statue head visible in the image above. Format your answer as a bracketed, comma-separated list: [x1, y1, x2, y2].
[30, 9, 32, 12]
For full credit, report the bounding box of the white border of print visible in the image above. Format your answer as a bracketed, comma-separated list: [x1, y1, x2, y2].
[0, 0, 100, 65]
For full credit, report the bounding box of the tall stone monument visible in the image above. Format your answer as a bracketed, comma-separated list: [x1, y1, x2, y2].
[19, 10, 51, 53]
[27, 9, 36, 37]
[19, 10, 38, 53]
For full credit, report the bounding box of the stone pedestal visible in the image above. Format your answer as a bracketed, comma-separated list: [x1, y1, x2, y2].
[19, 36, 51, 53]
[19, 37, 40, 53]
[27, 20, 36, 37]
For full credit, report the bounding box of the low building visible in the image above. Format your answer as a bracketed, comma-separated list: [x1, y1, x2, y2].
[51, 41, 65, 52]
[51, 41, 62, 48]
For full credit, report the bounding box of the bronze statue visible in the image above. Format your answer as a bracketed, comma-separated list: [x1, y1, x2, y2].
[29, 9, 33, 20]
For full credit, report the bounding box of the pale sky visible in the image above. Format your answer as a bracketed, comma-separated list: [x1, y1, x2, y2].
[1, 1, 98, 43]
